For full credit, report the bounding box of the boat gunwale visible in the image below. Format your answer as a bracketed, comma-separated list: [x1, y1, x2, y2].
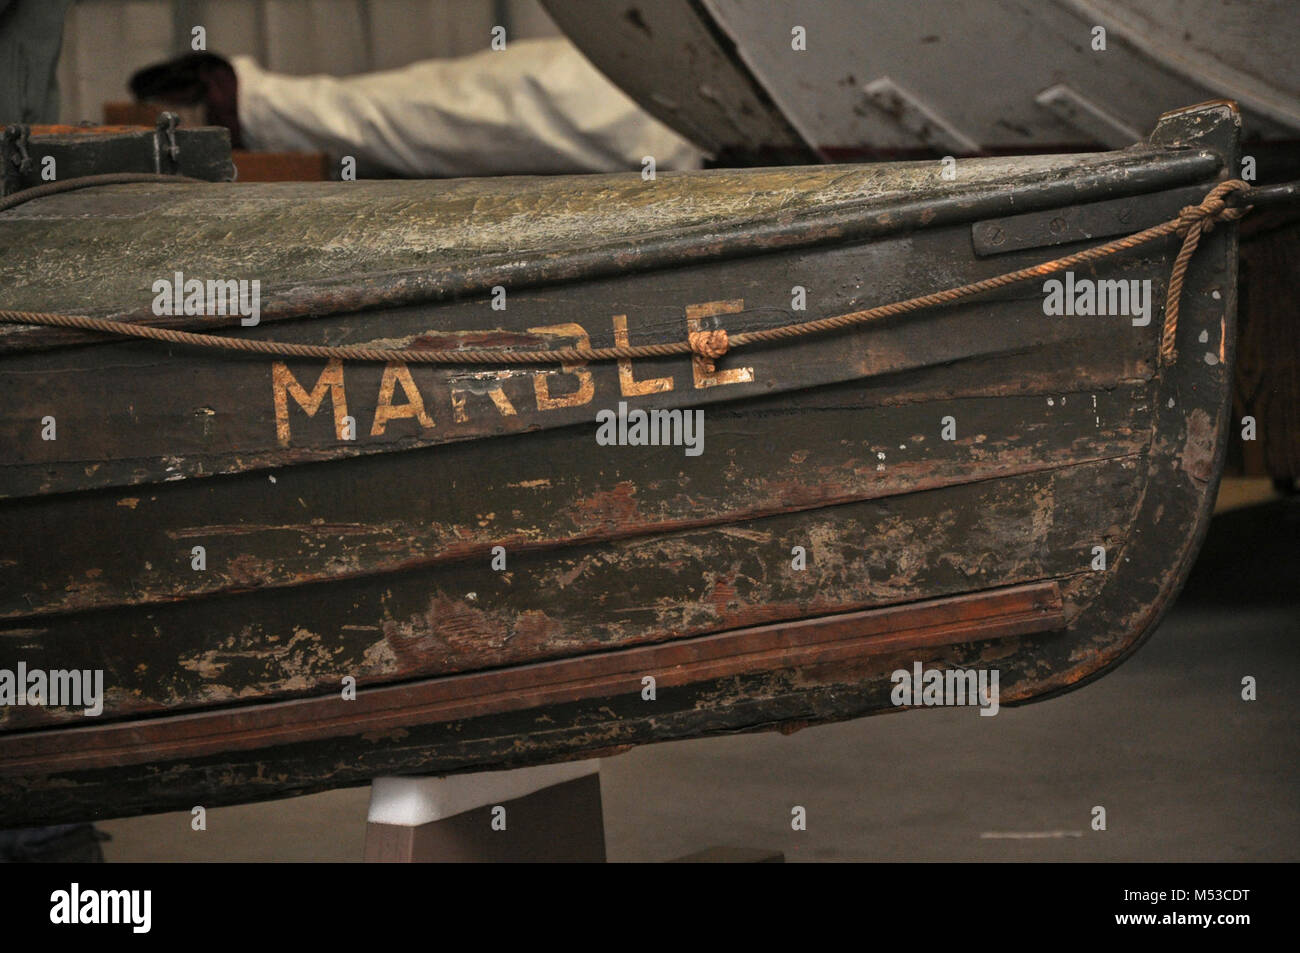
[0, 146, 1222, 355]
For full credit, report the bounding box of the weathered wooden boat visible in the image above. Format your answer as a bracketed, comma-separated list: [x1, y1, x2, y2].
[544, 0, 1300, 160]
[0, 101, 1260, 826]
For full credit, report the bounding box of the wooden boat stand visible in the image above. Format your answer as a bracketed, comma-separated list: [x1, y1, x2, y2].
[362, 762, 606, 863]
[361, 762, 784, 862]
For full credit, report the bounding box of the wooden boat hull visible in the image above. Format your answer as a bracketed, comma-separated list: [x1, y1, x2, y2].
[542, 0, 1300, 159]
[0, 103, 1240, 825]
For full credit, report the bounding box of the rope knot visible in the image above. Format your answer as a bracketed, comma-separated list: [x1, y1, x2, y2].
[689, 328, 729, 372]
[1176, 179, 1251, 236]
[1161, 179, 1251, 365]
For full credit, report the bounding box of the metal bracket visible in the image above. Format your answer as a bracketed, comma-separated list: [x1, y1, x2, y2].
[971, 186, 1203, 257]
[154, 111, 181, 174]
[1, 124, 32, 196]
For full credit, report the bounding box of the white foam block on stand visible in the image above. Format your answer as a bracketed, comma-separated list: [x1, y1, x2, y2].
[367, 760, 600, 827]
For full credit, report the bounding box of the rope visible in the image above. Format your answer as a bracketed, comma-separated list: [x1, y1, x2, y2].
[0, 179, 1252, 368]
[1160, 178, 1250, 362]
[0, 172, 204, 213]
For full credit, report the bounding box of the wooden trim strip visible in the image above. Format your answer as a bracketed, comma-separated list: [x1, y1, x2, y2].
[0, 582, 1063, 776]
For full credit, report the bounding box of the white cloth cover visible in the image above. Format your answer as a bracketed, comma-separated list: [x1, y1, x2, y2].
[233, 38, 704, 177]
[367, 760, 600, 826]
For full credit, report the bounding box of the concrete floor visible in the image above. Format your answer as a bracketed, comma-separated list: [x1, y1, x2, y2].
[98, 486, 1299, 862]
